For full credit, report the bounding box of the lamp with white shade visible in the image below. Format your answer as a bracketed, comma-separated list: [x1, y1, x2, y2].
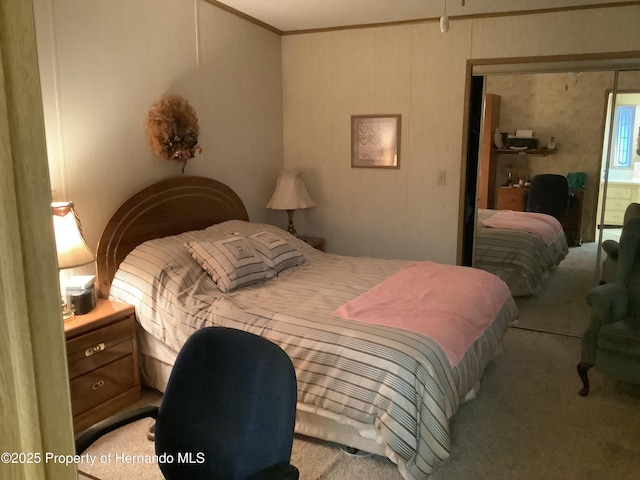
[52, 201, 95, 320]
[266, 171, 316, 237]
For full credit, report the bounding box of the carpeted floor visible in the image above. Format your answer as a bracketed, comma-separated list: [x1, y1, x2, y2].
[79, 239, 640, 479]
[79, 329, 640, 480]
[511, 241, 601, 337]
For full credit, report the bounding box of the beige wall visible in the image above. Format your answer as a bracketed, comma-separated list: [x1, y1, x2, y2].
[283, 5, 640, 262]
[282, 24, 470, 261]
[35, 0, 285, 258]
[35, 2, 640, 265]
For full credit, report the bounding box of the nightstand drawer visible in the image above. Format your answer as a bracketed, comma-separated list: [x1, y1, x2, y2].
[496, 188, 526, 211]
[497, 196, 521, 209]
[70, 354, 137, 417]
[67, 316, 134, 379]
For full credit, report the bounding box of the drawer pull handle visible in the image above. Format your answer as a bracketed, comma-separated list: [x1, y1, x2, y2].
[91, 380, 105, 390]
[85, 343, 105, 357]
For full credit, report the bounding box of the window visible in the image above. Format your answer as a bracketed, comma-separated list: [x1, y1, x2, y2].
[613, 105, 635, 169]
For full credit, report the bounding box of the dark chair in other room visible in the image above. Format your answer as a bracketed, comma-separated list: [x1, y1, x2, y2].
[600, 202, 640, 284]
[76, 327, 300, 480]
[526, 173, 570, 220]
[577, 216, 640, 396]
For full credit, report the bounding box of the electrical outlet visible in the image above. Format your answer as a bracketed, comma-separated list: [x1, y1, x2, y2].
[437, 170, 446, 185]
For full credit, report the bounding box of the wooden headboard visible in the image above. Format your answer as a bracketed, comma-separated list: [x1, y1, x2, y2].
[96, 176, 249, 298]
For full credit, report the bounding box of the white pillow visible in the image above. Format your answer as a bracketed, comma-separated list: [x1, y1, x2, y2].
[248, 231, 305, 273]
[187, 235, 272, 292]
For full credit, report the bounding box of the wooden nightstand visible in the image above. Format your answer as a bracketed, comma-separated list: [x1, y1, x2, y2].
[496, 187, 527, 211]
[299, 235, 325, 251]
[64, 298, 141, 433]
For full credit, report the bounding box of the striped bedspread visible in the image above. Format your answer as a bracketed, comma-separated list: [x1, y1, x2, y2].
[109, 220, 517, 480]
[333, 261, 511, 366]
[474, 209, 568, 296]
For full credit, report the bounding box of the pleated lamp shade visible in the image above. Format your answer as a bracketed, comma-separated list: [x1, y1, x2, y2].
[266, 171, 316, 236]
[52, 201, 95, 269]
[266, 171, 316, 210]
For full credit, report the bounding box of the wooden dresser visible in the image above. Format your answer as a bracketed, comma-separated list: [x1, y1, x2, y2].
[496, 187, 527, 211]
[600, 182, 640, 226]
[64, 299, 141, 433]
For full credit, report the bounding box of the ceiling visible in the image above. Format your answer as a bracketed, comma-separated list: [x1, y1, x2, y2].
[213, 0, 633, 33]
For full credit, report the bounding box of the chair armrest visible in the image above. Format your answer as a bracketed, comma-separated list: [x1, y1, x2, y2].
[601, 239, 620, 259]
[581, 283, 629, 365]
[585, 282, 628, 318]
[75, 405, 159, 454]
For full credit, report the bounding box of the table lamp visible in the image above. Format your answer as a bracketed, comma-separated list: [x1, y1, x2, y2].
[266, 171, 316, 237]
[52, 201, 95, 320]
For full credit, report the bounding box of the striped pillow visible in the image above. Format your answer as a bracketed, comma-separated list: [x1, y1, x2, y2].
[248, 231, 305, 274]
[187, 235, 272, 292]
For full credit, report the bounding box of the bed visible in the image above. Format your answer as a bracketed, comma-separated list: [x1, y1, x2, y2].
[473, 209, 569, 296]
[97, 176, 518, 480]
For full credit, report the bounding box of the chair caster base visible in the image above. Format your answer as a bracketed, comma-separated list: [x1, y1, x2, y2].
[147, 423, 155, 441]
[339, 445, 372, 458]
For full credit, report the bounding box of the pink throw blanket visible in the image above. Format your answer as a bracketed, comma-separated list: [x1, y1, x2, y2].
[481, 210, 563, 244]
[333, 262, 511, 366]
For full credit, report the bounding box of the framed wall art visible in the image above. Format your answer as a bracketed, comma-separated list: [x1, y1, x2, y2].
[351, 114, 401, 168]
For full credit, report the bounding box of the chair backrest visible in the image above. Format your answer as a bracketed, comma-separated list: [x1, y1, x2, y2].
[155, 327, 298, 480]
[526, 173, 570, 219]
[616, 216, 640, 316]
[623, 202, 640, 225]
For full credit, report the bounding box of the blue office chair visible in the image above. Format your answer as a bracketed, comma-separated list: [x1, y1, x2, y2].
[526, 173, 570, 220]
[76, 327, 299, 480]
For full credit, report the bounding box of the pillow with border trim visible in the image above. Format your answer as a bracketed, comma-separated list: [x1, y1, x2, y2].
[187, 235, 272, 292]
[248, 230, 305, 273]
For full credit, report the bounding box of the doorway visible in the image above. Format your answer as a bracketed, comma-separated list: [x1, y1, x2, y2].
[595, 83, 640, 280]
[461, 75, 484, 266]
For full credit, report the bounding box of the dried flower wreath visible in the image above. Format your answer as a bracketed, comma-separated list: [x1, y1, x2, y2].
[145, 94, 202, 172]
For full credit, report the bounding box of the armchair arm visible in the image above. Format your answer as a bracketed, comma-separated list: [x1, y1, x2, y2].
[601, 239, 620, 260]
[585, 282, 628, 316]
[581, 283, 628, 365]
